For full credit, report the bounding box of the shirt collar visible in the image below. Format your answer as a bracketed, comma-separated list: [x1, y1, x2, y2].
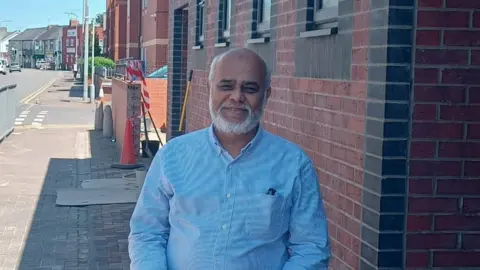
[208, 124, 264, 156]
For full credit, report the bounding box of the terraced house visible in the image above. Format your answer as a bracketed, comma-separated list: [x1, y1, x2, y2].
[8, 27, 48, 68]
[165, 0, 480, 269]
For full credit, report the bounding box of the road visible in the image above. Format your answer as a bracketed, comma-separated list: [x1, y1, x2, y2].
[5, 69, 95, 128]
[0, 69, 61, 104]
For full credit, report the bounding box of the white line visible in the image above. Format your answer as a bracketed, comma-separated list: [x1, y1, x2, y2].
[18, 115, 27, 118]
[20, 111, 30, 114]
[36, 115, 46, 118]
[39, 111, 48, 114]
[15, 122, 23, 125]
[15, 118, 25, 121]
[33, 118, 44, 122]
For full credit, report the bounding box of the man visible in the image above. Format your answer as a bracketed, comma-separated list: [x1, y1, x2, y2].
[73, 62, 78, 79]
[129, 48, 330, 269]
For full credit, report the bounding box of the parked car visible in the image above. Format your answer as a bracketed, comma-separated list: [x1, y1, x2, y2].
[0, 59, 7, 75]
[35, 60, 46, 69]
[9, 62, 21, 73]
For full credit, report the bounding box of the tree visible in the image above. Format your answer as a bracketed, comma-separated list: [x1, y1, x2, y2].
[95, 13, 104, 26]
[88, 30, 102, 57]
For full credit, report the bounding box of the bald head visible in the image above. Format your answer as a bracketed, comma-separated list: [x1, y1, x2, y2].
[209, 48, 271, 89]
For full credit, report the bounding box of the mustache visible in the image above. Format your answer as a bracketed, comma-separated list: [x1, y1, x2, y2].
[218, 103, 252, 111]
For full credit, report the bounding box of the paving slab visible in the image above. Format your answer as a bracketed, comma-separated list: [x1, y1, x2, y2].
[0, 127, 136, 270]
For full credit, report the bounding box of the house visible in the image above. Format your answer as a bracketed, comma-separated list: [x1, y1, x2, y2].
[105, 0, 127, 61]
[0, 27, 20, 61]
[9, 27, 48, 68]
[36, 25, 63, 69]
[62, 19, 84, 70]
[105, 0, 168, 71]
[165, 0, 480, 269]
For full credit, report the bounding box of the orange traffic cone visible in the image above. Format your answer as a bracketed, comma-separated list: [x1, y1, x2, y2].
[111, 118, 144, 170]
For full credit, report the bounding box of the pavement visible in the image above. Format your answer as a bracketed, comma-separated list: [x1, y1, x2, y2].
[0, 70, 136, 270]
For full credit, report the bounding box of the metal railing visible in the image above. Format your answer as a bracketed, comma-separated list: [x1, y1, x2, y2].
[95, 66, 115, 78]
[0, 84, 18, 143]
[115, 57, 134, 79]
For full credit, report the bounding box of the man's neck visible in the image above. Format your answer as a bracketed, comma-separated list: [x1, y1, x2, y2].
[214, 126, 258, 158]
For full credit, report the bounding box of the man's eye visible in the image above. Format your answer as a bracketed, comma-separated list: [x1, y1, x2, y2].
[242, 87, 257, 93]
[219, 85, 233, 90]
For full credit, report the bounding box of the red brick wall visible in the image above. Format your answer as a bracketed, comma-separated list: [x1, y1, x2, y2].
[114, 1, 128, 61]
[145, 78, 167, 129]
[142, 0, 169, 71]
[407, 0, 480, 268]
[127, 0, 141, 59]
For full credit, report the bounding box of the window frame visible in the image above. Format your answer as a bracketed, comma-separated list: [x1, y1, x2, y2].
[311, 0, 339, 29]
[221, 0, 232, 38]
[127, 0, 131, 17]
[256, 0, 271, 34]
[197, 0, 205, 44]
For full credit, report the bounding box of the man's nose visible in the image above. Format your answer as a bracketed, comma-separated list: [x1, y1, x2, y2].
[229, 88, 244, 103]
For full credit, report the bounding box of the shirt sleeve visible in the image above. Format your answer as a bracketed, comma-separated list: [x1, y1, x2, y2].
[283, 160, 331, 270]
[128, 149, 172, 270]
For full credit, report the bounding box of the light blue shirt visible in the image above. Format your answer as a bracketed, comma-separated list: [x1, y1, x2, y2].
[129, 125, 330, 270]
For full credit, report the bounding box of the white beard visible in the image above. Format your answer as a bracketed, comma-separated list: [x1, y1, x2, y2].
[209, 91, 267, 135]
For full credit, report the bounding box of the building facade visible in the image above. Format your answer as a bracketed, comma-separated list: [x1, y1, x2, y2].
[166, 0, 480, 269]
[9, 27, 48, 68]
[37, 25, 63, 69]
[105, 0, 127, 61]
[140, 0, 169, 72]
[62, 19, 84, 70]
[126, 0, 141, 59]
[0, 28, 20, 60]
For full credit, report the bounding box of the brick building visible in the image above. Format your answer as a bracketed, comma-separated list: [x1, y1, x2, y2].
[166, 0, 480, 269]
[105, 0, 127, 61]
[140, 0, 169, 72]
[62, 19, 84, 70]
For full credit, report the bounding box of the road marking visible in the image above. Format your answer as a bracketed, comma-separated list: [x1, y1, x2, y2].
[20, 78, 56, 104]
[39, 111, 48, 114]
[15, 122, 23, 126]
[36, 115, 46, 118]
[33, 118, 44, 122]
[15, 118, 25, 121]
[16, 124, 94, 129]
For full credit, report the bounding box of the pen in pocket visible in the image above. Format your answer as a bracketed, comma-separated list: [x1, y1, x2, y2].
[266, 188, 276, 195]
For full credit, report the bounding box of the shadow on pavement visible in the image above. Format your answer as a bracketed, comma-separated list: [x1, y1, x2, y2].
[69, 85, 84, 98]
[16, 130, 134, 270]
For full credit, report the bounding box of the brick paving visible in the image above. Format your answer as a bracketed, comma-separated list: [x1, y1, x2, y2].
[0, 126, 136, 270]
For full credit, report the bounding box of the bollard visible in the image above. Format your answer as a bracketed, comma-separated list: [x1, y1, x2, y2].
[102, 103, 113, 138]
[94, 101, 104, 130]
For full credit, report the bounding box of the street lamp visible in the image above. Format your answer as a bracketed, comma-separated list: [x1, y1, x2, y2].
[0, 20, 12, 27]
[83, 0, 90, 101]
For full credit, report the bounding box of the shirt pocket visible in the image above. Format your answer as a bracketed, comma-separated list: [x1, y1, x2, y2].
[242, 193, 286, 241]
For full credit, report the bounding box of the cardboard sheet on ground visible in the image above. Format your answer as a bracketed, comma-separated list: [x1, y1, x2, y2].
[56, 187, 138, 206]
[80, 178, 137, 189]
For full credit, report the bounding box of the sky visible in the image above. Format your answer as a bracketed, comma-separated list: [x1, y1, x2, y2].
[0, 0, 106, 31]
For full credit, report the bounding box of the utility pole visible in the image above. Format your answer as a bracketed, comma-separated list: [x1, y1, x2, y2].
[83, 0, 90, 101]
[90, 19, 95, 103]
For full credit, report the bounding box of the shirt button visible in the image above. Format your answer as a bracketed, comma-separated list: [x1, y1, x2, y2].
[226, 193, 231, 198]
[222, 224, 227, 230]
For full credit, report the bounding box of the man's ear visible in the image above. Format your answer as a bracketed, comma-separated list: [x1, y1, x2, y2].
[265, 87, 271, 100]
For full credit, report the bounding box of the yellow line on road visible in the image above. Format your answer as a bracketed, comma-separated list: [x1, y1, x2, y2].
[20, 78, 57, 104]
